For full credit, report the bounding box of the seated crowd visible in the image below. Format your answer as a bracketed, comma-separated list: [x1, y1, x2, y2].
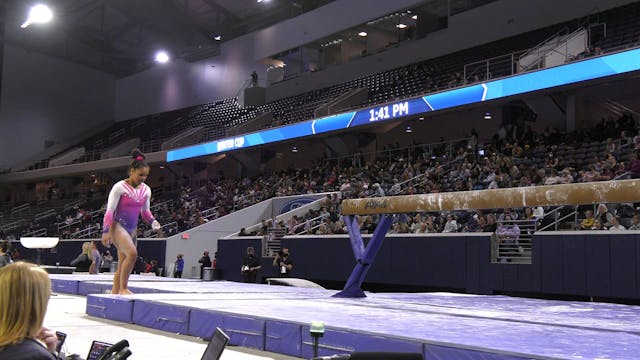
[1, 114, 640, 241]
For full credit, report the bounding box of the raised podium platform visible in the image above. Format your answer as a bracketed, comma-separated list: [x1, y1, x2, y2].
[43, 275, 640, 360]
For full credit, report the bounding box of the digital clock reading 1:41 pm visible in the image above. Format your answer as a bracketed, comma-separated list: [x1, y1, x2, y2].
[368, 101, 410, 122]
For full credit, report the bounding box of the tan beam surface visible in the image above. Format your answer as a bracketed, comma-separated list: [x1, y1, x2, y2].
[341, 179, 640, 215]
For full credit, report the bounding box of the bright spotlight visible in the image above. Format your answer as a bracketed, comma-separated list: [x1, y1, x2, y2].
[358, 31, 368, 37]
[155, 51, 170, 63]
[21, 4, 53, 28]
[396, 23, 408, 29]
[214, 35, 222, 41]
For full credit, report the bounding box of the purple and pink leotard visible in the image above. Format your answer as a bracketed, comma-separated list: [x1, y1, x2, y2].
[102, 180, 155, 235]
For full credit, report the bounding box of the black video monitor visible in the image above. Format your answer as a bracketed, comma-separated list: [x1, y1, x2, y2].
[201, 327, 230, 360]
[86, 340, 113, 360]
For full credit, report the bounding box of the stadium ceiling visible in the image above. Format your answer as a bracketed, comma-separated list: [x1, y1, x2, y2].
[0, 0, 335, 77]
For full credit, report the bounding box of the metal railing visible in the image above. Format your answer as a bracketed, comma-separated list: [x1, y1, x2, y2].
[69, 226, 101, 239]
[322, 137, 471, 169]
[294, 214, 329, 235]
[463, 50, 525, 83]
[386, 155, 465, 196]
[22, 228, 47, 237]
[517, 26, 571, 70]
[233, 192, 264, 211]
[264, 227, 286, 256]
[518, 27, 587, 72]
[0, 219, 27, 232]
[145, 221, 177, 238]
[57, 218, 83, 232]
[492, 218, 537, 264]
[34, 209, 57, 222]
[537, 206, 565, 231]
[11, 203, 30, 215]
[201, 206, 220, 221]
[151, 199, 173, 212]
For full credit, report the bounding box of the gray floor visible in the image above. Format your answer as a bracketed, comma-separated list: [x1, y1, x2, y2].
[47, 293, 303, 360]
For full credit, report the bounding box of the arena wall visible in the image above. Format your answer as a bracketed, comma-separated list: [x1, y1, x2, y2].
[218, 231, 640, 300]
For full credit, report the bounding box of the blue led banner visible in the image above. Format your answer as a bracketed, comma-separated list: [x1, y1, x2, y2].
[167, 47, 640, 162]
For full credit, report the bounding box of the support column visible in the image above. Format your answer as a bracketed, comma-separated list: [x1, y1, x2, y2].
[334, 215, 394, 298]
[566, 92, 576, 132]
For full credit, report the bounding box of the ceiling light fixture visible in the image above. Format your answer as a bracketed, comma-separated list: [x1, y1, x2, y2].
[21, 4, 53, 28]
[155, 51, 170, 63]
[214, 35, 222, 41]
[396, 23, 408, 29]
[358, 31, 368, 37]
[484, 112, 492, 120]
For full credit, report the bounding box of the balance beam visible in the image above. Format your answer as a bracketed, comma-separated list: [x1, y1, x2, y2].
[341, 179, 640, 215]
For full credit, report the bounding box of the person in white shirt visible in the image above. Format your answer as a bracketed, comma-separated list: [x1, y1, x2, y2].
[608, 216, 626, 231]
[442, 214, 458, 233]
[532, 206, 544, 219]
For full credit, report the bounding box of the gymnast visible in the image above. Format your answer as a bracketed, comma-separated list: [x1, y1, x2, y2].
[101, 149, 161, 295]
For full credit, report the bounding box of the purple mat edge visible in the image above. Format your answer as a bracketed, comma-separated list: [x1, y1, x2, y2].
[87, 295, 557, 360]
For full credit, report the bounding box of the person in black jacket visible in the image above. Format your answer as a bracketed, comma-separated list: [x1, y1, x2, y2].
[272, 248, 293, 277]
[70, 242, 92, 272]
[242, 247, 262, 283]
[198, 250, 212, 279]
[0, 262, 62, 359]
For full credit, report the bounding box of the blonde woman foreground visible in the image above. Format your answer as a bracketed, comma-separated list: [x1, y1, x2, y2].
[0, 262, 61, 360]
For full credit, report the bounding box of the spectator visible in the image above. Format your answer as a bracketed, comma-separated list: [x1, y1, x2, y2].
[11, 248, 20, 262]
[594, 204, 614, 228]
[134, 256, 146, 274]
[580, 210, 595, 230]
[626, 151, 640, 178]
[483, 213, 498, 232]
[198, 250, 212, 279]
[496, 214, 520, 241]
[250, 70, 258, 87]
[0, 241, 12, 268]
[241, 247, 262, 283]
[100, 250, 113, 273]
[174, 254, 184, 278]
[628, 214, 640, 230]
[608, 216, 626, 231]
[605, 138, 616, 155]
[442, 214, 458, 233]
[0, 262, 61, 359]
[147, 260, 159, 275]
[532, 206, 544, 219]
[592, 218, 606, 230]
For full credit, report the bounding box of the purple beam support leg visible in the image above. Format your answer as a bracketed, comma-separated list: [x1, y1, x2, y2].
[334, 215, 393, 298]
[344, 215, 364, 260]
